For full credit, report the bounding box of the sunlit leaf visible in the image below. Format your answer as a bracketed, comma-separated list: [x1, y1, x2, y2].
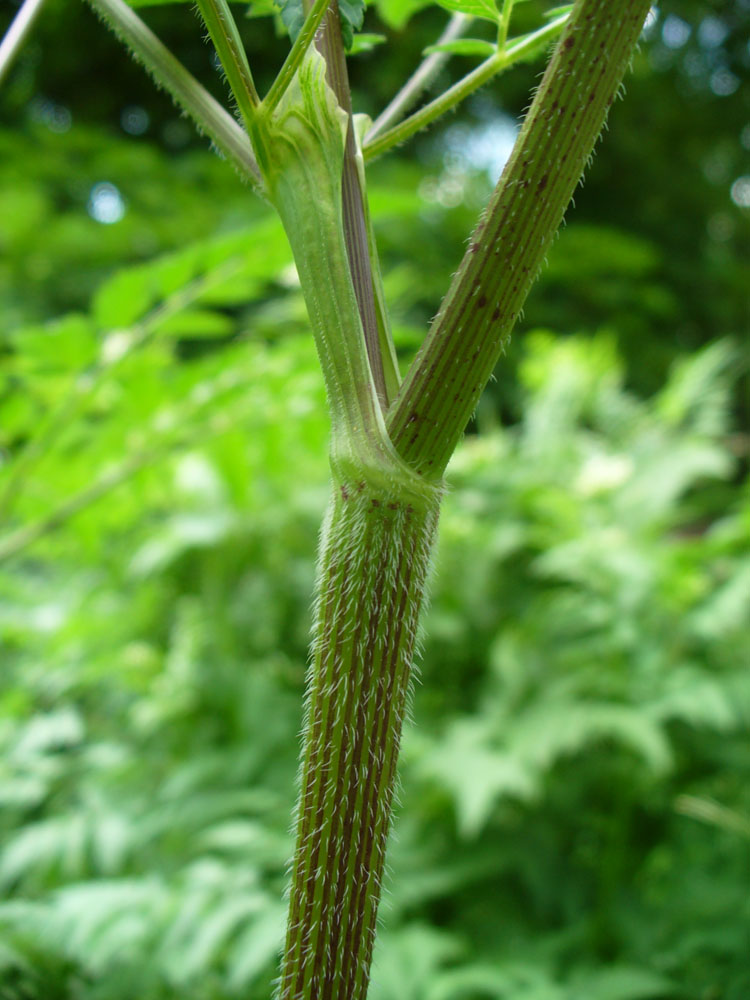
[423, 38, 497, 57]
[434, 0, 500, 24]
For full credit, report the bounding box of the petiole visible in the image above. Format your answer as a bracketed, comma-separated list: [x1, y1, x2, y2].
[362, 9, 571, 163]
[262, 0, 330, 114]
[194, 0, 259, 129]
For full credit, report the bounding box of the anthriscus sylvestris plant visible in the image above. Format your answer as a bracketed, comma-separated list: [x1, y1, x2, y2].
[0, 0, 652, 994]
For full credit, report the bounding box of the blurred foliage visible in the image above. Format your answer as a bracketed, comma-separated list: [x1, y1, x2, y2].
[1, 0, 749, 997]
[0, 262, 748, 993]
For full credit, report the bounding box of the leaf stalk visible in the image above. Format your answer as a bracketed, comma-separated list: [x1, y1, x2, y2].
[85, 0, 261, 183]
[363, 11, 570, 163]
[194, 0, 260, 128]
[263, 0, 330, 113]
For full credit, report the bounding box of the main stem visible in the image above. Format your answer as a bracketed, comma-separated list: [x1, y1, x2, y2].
[266, 1, 650, 995]
[278, 460, 440, 999]
[307, 0, 393, 408]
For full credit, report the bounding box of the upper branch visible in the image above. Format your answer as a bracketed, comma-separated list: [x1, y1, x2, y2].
[194, 0, 260, 127]
[364, 13, 471, 146]
[86, 0, 260, 183]
[309, 0, 395, 409]
[386, 0, 652, 478]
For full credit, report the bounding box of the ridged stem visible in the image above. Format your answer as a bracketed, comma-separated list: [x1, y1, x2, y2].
[85, 0, 260, 182]
[194, 0, 259, 127]
[309, 0, 397, 408]
[362, 12, 570, 164]
[278, 461, 441, 999]
[387, 0, 652, 477]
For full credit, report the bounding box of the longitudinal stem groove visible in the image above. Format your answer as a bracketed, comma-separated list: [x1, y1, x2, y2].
[278, 467, 441, 999]
[387, 0, 652, 477]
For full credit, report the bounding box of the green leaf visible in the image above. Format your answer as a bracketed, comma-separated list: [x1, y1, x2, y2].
[374, 0, 432, 29]
[423, 38, 497, 57]
[339, 0, 366, 49]
[152, 310, 234, 339]
[92, 268, 157, 328]
[245, 0, 278, 15]
[278, 0, 364, 47]
[434, 0, 500, 24]
[277, 0, 305, 39]
[348, 32, 387, 55]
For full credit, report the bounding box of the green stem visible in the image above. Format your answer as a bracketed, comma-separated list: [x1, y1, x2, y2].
[388, 0, 652, 476]
[263, 0, 330, 113]
[194, 0, 259, 128]
[278, 459, 441, 999]
[0, 0, 47, 86]
[86, 0, 260, 183]
[251, 47, 386, 460]
[364, 12, 471, 145]
[362, 12, 570, 164]
[310, 0, 396, 409]
[498, 0, 514, 48]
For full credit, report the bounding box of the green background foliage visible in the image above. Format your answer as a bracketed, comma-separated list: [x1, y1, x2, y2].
[1, 0, 748, 997]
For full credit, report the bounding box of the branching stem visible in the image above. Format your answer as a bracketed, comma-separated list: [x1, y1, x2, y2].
[85, 0, 260, 183]
[363, 11, 570, 163]
[194, 0, 259, 127]
[263, 0, 330, 112]
[388, 0, 652, 476]
[364, 13, 471, 145]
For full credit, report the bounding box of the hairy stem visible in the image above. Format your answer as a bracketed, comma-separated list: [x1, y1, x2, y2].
[388, 0, 652, 476]
[309, 0, 396, 408]
[363, 11, 570, 164]
[278, 459, 441, 999]
[194, 0, 259, 126]
[364, 12, 471, 145]
[85, 0, 260, 182]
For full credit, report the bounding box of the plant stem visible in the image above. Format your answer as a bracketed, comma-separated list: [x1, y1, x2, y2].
[86, 0, 260, 183]
[364, 12, 471, 145]
[278, 459, 441, 999]
[252, 44, 387, 457]
[0, 0, 47, 86]
[498, 0, 514, 49]
[194, 0, 259, 128]
[309, 0, 395, 409]
[263, 0, 330, 112]
[388, 0, 652, 477]
[362, 11, 570, 163]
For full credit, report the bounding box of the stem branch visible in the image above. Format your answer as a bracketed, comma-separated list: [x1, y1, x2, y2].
[364, 13, 471, 145]
[194, 0, 259, 128]
[387, 0, 652, 477]
[86, 0, 260, 183]
[363, 12, 570, 163]
[0, 0, 47, 86]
